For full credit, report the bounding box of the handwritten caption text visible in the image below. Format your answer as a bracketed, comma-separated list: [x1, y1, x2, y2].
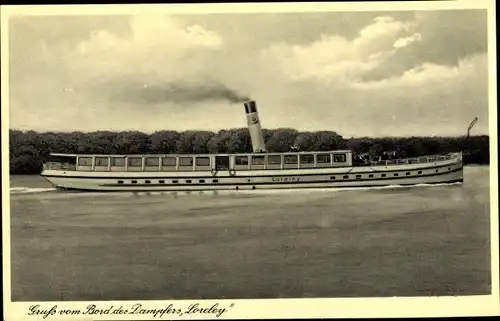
[28, 302, 235, 319]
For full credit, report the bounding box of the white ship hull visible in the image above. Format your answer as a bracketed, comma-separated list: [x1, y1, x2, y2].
[41, 155, 463, 192]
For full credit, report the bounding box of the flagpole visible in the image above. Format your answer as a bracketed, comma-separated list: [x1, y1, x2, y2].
[464, 117, 478, 165]
[467, 116, 478, 138]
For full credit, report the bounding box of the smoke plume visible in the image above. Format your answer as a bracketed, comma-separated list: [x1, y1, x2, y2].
[115, 80, 250, 104]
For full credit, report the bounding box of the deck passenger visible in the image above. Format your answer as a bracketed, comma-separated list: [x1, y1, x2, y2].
[352, 154, 366, 166]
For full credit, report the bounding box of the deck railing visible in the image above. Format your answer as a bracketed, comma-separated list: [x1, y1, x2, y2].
[368, 153, 460, 166]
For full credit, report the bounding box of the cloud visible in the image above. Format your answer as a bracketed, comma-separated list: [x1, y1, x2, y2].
[392, 33, 422, 49]
[67, 15, 223, 82]
[260, 16, 422, 83]
[252, 52, 488, 137]
[351, 52, 486, 89]
[359, 9, 487, 82]
[254, 13, 488, 137]
[353, 16, 412, 53]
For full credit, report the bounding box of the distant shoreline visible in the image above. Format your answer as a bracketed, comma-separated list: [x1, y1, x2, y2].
[9, 129, 489, 174]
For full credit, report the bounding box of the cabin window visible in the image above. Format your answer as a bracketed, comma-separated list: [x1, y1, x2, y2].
[343, 175, 349, 179]
[394, 173, 399, 177]
[284, 155, 298, 164]
[118, 180, 124, 184]
[162, 157, 176, 166]
[131, 180, 137, 184]
[381, 174, 386, 177]
[330, 176, 336, 180]
[235, 156, 249, 165]
[333, 154, 347, 163]
[356, 175, 362, 179]
[186, 180, 192, 184]
[95, 157, 109, 166]
[368, 174, 374, 178]
[159, 180, 165, 184]
[145, 180, 151, 184]
[196, 157, 210, 166]
[128, 157, 142, 167]
[317, 154, 331, 164]
[78, 157, 92, 166]
[199, 179, 205, 183]
[268, 155, 281, 165]
[300, 154, 314, 164]
[173, 180, 179, 184]
[406, 172, 411, 176]
[50, 155, 77, 165]
[145, 157, 160, 167]
[111, 158, 125, 166]
[252, 155, 266, 165]
[213, 179, 219, 183]
[179, 157, 193, 167]
[418, 171, 423, 174]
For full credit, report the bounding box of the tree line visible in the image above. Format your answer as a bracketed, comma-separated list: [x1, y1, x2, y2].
[9, 128, 489, 174]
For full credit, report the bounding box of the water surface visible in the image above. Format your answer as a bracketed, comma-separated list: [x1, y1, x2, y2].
[9, 166, 491, 301]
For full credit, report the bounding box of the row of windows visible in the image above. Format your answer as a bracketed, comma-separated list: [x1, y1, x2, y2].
[234, 154, 341, 165]
[329, 169, 441, 180]
[117, 179, 219, 184]
[81, 156, 187, 167]
[78, 153, 347, 167]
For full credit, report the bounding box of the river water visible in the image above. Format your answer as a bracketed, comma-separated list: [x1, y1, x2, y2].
[8, 166, 492, 301]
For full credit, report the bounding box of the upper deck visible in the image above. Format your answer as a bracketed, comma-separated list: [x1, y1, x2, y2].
[42, 150, 461, 173]
[43, 150, 352, 172]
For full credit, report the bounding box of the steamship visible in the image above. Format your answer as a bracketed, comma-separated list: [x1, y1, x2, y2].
[41, 100, 464, 192]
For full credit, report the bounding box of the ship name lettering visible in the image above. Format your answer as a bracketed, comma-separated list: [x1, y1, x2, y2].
[272, 176, 300, 182]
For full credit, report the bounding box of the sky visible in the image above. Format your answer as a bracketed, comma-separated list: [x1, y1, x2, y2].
[7, 8, 490, 138]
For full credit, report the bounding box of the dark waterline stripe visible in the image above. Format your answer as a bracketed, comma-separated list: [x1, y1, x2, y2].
[56, 178, 464, 193]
